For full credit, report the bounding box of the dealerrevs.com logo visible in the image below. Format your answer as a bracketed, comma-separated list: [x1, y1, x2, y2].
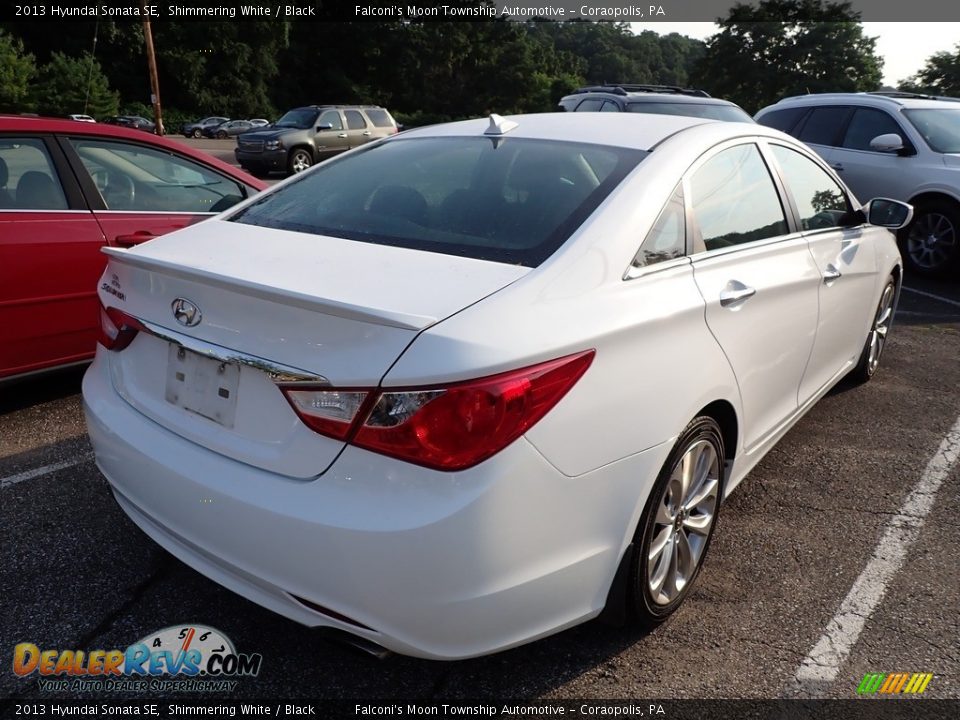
[12, 625, 262, 693]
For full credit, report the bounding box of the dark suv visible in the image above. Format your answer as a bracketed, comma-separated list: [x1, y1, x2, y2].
[235, 105, 398, 176]
[558, 85, 753, 122]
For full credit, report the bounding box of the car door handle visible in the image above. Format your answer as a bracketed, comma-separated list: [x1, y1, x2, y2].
[719, 285, 756, 307]
[823, 266, 843, 283]
[362, 131, 372, 136]
[830, 163, 844, 172]
[114, 232, 157, 248]
[337, 133, 347, 138]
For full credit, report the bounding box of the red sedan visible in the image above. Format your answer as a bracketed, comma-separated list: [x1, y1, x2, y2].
[1, 116, 267, 381]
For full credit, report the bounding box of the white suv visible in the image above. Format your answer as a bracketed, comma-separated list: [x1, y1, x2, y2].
[756, 92, 960, 276]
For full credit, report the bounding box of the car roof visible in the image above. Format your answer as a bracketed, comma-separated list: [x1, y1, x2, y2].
[566, 92, 737, 107]
[0, 115, 267, 189]
[398, 112, 729, 151]
[762, 92, 960, 112]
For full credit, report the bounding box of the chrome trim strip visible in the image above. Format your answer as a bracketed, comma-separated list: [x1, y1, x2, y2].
[0, 209, 91, 214]
[93, 210, 218, 216]
[139, 319, 328, 384]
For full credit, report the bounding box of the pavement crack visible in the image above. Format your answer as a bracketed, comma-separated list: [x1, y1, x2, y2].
[0, 551, 173, 707]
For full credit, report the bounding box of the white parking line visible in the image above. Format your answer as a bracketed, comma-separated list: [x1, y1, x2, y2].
[901, 285, 960, 310]
[792, 415, 960, 692]
[0, 453, 95, 489]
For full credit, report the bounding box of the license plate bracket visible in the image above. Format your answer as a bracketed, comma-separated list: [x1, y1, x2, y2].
[164, 344, 240, 428]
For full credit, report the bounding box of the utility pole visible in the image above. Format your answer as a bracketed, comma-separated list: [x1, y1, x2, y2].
[141, 0, 163, 135]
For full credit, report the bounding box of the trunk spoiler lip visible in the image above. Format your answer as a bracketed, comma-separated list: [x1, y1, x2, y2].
[102, 246, 437, 331]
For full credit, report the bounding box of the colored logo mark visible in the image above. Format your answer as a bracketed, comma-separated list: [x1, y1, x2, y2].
[858, 672, 933, 695]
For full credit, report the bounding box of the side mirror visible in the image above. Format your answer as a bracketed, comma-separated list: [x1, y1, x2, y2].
[316, 123, 334, 132]
[866, 198, 913, 229]
[869, 133, 904, 153]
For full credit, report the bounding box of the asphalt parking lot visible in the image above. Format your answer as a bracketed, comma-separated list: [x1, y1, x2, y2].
[2, 210, 960, 706]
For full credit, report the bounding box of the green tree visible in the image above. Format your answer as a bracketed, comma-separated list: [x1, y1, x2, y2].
[692, 0, 883, 114]
[32, 52, 119, 118]
[0, 28, 36, 112]
[901, 46, 960, 96]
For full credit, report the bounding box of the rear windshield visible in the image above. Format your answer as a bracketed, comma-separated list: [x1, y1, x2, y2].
[230, 136, 645, 266]
[627, 102, 752, 122]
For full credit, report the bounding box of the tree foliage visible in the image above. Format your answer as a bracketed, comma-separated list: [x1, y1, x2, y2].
[691, 0, 883, 114]
[0, 19, 707, 123]
[32, 52, 119, 118]
[901, 45, 960, 96]
[0, 28, 36, 112]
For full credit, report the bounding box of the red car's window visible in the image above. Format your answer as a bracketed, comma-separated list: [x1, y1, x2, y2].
[68, 138, 246, 213]
[0, 138, 68, 210]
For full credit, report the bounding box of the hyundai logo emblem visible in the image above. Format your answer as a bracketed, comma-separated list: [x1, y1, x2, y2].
[171, 298, 202, 327]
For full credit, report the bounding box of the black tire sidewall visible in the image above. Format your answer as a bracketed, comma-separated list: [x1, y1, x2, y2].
[192, 129, 202, 138]
[851, 275, 897, 383]
[899, 201, 960, 277]
[630, 416, 725, 624]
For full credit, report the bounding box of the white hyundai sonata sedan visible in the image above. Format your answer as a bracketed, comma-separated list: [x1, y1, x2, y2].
[83, 112, 909, 659]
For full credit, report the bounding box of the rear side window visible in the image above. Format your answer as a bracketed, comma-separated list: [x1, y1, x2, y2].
[632, 185, 685, 268]
[345, 110, 367, 130]
[842, 109, 905, 151]
[0, 138, 68, 210]
[364, 108, 395, 128]
[690, 144, 787, 250]
[756, 107, 808, 134]
[797, 107, 851, 147]
[231, 136, 645, 267]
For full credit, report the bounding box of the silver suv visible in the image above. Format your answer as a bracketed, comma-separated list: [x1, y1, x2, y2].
[756, 92, 960, 276]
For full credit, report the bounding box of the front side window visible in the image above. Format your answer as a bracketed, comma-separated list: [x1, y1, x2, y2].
[575, 99, 604, 112]
[842, 109, 905, 151]
[0, 137, 68, 210]
[632, 185, 685, 268]
[690, 144, 788, 251]
[600, 101, 621, 112]
[70, 138, 245, 213]
[231, 136, 645, 267]
[318, 110, 343, 130]
[771, 145, 848, 231]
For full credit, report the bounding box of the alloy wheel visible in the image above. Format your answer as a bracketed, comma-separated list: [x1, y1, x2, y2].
[867, 282, 896, 377]
[646, 439, 720, 606]
[906, 212, 957, 271]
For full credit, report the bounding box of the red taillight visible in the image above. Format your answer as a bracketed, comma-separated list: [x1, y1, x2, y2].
[280, 351, 594, 471]
[98, 303, 142, 351]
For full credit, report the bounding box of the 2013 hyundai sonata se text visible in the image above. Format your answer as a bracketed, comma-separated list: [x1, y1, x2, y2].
[83, 112, 909, 659]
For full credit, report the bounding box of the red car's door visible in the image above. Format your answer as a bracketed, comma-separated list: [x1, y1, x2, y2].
[58, 135, 254, 250]
[0, 135, 106, 380]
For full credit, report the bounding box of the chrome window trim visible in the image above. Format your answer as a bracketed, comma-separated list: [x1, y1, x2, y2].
[0, 209, 92, 214]
[92, 210, 218, 216]
[139, 319, 328, 385]
[623, 255, 691, 281]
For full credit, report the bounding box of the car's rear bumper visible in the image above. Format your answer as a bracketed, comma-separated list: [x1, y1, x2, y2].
[82, 349, 663, 659]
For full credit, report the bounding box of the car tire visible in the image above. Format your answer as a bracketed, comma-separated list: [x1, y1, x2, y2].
[629, 415, 724, 626]
[216, 130, 227, 139]
[849, 275, 897, 384]
[287, 148, 313, 175]
[899, 201, 960, 277]
[192, 128, 202, 138]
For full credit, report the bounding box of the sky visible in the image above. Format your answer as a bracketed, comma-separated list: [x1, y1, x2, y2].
[637, 22, 960, 87]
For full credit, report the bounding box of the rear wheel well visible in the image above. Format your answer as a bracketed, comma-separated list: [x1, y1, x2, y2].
[697, 400, 738, 464]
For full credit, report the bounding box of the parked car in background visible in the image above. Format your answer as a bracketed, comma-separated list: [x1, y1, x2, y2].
[248, 118, 270, 128]
[558, 84, 754, 122]
[0, 116, 266, 381]
[204, 119, 255, 139]
[102, 115, 156, 133]
[84, 112, 907, 659]
[235, 104, 398, 176]
[756, 91, 960, 276]
[68, 114, 96, 123]
[181, 117, 229, 138]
